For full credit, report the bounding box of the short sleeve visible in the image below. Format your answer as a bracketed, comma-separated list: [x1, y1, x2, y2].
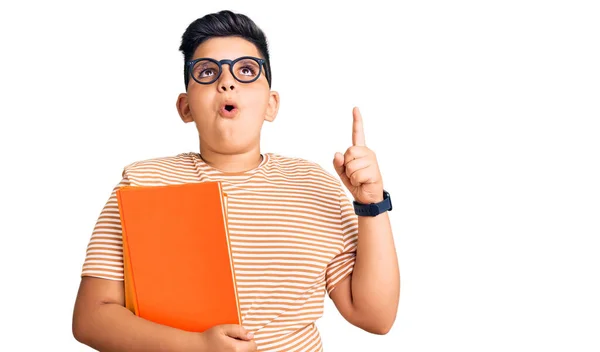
[325, 187, 359, 295]
[80, 171, 130, 281]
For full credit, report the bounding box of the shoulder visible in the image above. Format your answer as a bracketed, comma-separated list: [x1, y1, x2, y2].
[122, 152, 198, 184]
[266, 153, 342, 189]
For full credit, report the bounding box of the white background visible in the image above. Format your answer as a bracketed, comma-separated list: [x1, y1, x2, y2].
[1, 0, 599, 351]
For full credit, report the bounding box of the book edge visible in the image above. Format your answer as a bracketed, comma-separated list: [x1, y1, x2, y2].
[117, 187, 140, 316]
[219, 183, 242, 325]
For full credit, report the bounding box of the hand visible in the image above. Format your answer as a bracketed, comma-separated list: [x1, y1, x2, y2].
[333, 107, 384, 204]
[196, 324, 257, 352]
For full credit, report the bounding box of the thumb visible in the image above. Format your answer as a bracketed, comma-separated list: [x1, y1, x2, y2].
[333, 152, 345, 177]
[333, 152, 352, 190]
[222, 325, 254, 340]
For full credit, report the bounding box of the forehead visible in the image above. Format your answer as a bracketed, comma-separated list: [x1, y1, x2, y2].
[193, 36, 261, 60]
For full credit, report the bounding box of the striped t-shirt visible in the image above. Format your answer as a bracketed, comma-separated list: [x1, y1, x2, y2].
[81, 152, 359, 352]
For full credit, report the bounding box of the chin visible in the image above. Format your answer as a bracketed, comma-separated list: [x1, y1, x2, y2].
[214, 140, 250, 154]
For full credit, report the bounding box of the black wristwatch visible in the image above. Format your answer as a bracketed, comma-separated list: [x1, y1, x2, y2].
[353, 190, 392, 216]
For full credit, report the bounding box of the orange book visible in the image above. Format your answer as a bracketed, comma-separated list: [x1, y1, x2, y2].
[116, 181, 240, 332]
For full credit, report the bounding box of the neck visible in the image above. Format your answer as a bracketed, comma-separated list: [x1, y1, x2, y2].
[198, 146, 263, 173]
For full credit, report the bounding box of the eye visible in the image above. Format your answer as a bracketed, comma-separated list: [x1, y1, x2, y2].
[199, 68, 217, 78]
[239, 65, 256, 76]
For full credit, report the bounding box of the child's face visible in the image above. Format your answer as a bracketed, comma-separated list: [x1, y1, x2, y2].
[176, 36, 279, 154]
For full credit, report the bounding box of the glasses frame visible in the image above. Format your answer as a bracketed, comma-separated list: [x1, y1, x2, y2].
[187, 56, 267, 85]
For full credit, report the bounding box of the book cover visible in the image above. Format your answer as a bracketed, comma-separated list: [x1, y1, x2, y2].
[116, 181, 240, 332]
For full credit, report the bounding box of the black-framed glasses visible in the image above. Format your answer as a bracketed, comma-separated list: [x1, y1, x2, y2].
[187, 56, 268, 85]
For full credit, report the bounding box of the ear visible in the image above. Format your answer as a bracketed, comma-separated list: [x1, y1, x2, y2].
[176, 93, 194, 123]
[264, 91, 280, 122]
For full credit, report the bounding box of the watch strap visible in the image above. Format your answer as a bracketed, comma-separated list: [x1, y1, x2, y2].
[353, 190, 392, 216]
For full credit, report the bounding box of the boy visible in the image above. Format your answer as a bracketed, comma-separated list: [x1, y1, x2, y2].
[73, 10, 399, 352]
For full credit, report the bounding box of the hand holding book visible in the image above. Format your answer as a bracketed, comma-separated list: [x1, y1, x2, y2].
[194, 325, 257, 351]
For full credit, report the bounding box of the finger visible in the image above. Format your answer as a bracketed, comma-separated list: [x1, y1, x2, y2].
[350, 167, 376, 186]
[352, 107, 366, 147]
[222, 325, 254, 340]
[343, 146, 369, 165]
[233, 339, 258, 352]
[344, 157, 370, 180]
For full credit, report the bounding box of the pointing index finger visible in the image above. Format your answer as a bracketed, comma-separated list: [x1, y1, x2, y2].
[352, 107, 366, 146]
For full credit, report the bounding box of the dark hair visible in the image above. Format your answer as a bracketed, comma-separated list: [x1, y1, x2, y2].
[179, 10, 272, 90]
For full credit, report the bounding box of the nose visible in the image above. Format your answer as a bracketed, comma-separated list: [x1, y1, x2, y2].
[218, 64, 236, 92]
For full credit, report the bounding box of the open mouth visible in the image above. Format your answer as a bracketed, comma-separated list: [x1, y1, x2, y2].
[219, 102, 239, 117]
